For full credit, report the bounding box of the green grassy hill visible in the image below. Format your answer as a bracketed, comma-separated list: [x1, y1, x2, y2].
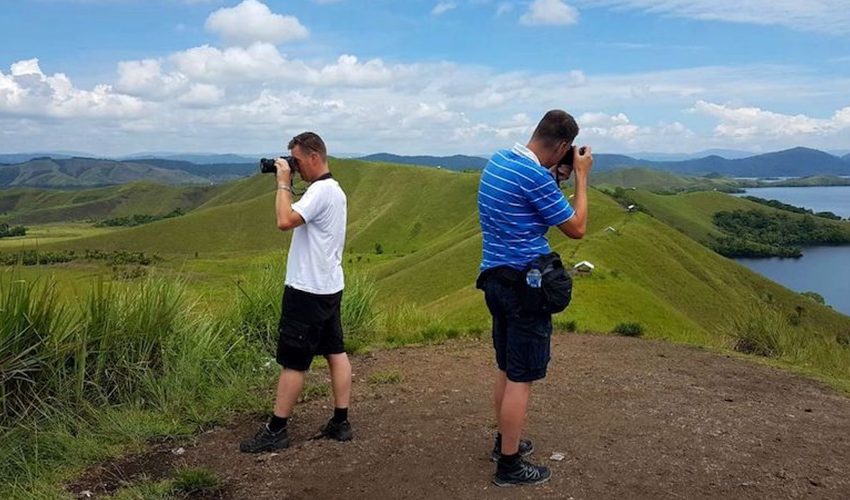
[627, 190, 850, 245]
[593, 167, 743, 193]
[0, 157, 209, 188]
[0, 182, 222, 225]
[25, 159, 850, 356]
[37, 161, 482, 256]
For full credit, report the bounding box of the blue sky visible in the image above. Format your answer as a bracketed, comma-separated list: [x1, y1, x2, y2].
[1, 0, 849, 156]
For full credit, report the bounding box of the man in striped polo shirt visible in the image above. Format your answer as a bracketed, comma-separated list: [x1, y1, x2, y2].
[477, 110, 592, 486]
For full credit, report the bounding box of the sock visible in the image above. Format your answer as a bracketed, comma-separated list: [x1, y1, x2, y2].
[498, 452, 521, 470]
[333, 407, 348, 423]
[268, 414, 288, 433]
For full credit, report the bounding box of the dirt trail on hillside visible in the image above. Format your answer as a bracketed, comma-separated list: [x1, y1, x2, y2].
[72, 335, 850, 499]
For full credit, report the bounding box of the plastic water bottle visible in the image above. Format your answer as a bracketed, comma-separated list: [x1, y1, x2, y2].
[526, 267, 542, 288]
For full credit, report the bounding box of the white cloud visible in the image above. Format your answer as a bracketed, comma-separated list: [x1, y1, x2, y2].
[520, 0, 579, 26]
[693, 100, 850, 140]
[3, 48, 850, 155]
[0, 58, 144, 120]
[168, 44, 396, 87]
[432, 2, 457, 15]
[579, 0, 850, 36]
[116, 59, 188, 99]
[178, 83, 224, 107]
[204, 0, 308, 46]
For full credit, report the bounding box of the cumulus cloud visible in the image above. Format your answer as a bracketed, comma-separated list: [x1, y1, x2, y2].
[520, 0, 579, 26]
[693, 100, 850, 140]
[3, 39, 850, 155]
[116, 59, 188, 99]
[0, 58, 144, 120]
[205, 0, 309, 46]
[576, 111, 694, 145]
[168, 43, 396, 87]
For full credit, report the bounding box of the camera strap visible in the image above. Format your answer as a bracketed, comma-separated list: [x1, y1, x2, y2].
[314, 172, 333, 182]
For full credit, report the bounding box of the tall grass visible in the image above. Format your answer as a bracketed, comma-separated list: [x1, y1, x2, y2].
[726, 302, 800, 358]
[724, 301, 850, 385]
[232, 256, 380, 353]
[234, 257, 286, 351]
[0, 272, 270, 497]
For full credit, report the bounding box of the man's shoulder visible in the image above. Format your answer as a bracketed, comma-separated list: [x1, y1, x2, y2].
[490, 149, 544, 172]
[307, 178, 343, 193]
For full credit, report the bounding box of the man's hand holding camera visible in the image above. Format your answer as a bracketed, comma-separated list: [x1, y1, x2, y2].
[275, 157, 293, 187]
[549, 145, 593, 184]
[572, 145, 593, 178]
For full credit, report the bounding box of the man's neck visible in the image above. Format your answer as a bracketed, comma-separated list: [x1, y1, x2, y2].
[310, 169, 332, 182]
[520, 141, 545, 166]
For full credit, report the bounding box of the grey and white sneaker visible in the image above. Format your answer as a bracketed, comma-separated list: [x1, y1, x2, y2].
[493, 458, 551, 487]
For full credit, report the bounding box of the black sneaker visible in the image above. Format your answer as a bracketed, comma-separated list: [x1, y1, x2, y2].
[239, 424, 290, 453]
[490, 437, 534, 462]
[493, 458, 552, 487]
[316, 418, 353, 441]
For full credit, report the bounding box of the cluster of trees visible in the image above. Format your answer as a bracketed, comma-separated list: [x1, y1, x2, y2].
[0, 249, 162, 266]
[744, 196, 843, 220]
[711, 209, 850, 258]
[95, 208, 184, 227]
[0, 223, 26, 238]
[605, 187, 647, 213]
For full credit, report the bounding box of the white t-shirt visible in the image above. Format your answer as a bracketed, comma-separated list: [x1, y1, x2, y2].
[285, 178, 347, 295]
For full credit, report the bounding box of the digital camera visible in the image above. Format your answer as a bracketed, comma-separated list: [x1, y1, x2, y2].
[260, 156, 298, 174]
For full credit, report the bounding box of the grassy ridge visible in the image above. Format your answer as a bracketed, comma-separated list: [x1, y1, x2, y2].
[0, 182, 222, 226]
[627, 190, 850, 246]
[24, 160, 850, 345]
[592, 167, 744, 193]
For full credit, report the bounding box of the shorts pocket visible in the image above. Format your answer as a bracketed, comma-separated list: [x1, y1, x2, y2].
[278, 318, 317, 352]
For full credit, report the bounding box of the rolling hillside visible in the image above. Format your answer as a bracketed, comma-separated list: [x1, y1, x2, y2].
[592, 167, 744, 193]
[0, 182, 224, 224]
[26, 159, 850, 350]
[627, 190, 850, 246]
[0, 157, 208, 188]
[358, 153, 488, 171]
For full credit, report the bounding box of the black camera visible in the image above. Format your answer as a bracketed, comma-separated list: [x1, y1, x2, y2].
[558, 146, 587, 168]
[260, 156, 298, 174]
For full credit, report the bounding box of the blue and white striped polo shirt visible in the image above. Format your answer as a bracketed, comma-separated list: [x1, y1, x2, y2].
[478, 143, 575, 272]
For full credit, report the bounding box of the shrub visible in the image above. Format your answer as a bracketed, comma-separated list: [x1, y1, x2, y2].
[171, 467, 221, 496]
[726, 303, 798, 358]
[554, 318, 577, 332]
[613, 322, 644, 337]
[367, 370, 403, 384]
[801, 291, 826, 305]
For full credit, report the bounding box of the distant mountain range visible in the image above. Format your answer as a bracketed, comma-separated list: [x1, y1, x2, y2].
[357, 153, 489, 171]
[0, 157, 252, 188]
[358, 147, 850, 177]
[1, 147, 849, 188]
[120, 153, 257, 165]
[625, 149, 756, 161]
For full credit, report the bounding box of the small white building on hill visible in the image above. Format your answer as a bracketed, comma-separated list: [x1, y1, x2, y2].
[573, 261, 595, 274]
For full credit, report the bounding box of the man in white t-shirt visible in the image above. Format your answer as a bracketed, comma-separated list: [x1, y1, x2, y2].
[241, 132, 352, 453]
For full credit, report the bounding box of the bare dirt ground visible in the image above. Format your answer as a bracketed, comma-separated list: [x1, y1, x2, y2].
[71, 334, 850, 499]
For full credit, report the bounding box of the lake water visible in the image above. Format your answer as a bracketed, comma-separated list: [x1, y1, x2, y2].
[734, 186, 850, 316]
[737, 186, 850, 218]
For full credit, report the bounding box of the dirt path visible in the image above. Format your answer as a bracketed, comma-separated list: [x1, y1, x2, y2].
[74, 334, 850, 499]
